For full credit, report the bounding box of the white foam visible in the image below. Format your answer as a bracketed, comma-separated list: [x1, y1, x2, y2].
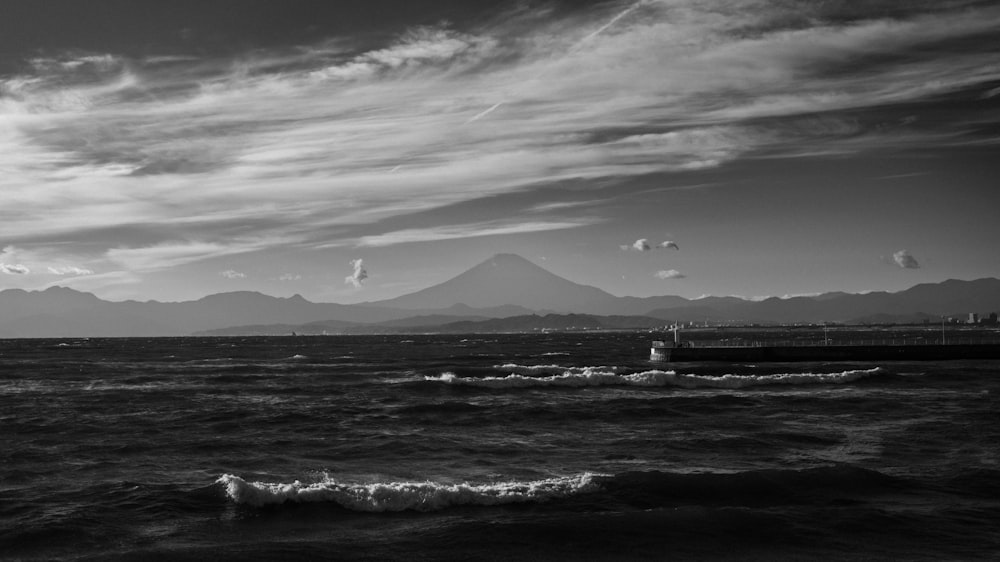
[494, 363, 625, 375]
[428, 367, 882, 389]
[217, 472, 603, 510]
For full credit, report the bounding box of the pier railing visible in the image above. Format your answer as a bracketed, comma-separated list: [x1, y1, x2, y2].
[654, 338, 1000, 348]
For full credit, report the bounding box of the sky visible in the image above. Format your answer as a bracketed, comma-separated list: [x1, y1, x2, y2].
[1, 0, 999, 303]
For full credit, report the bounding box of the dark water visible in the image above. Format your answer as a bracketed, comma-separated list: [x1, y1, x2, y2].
[2, 333, 999, 560]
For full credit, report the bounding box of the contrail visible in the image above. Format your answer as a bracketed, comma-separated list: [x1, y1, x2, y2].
[465, 1, 644, 124]
[579, 2, 644, 44]
[465, 101, 505, 124]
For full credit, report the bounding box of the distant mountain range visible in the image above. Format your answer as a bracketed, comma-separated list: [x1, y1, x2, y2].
[1, 253, 998, 337]
[194, 314, 668, 336]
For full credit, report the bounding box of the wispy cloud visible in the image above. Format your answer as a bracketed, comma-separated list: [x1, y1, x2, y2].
[104, 238, 282, 272]
[47, 266, 95, 276]
[879, 172, 928, 180]
[1, 246, 99, 278]
[1, 0, 997, 288]
[220, 269, 246, 279]
[655, 269, 686, 279]
[106, 242, 232, 272]
[356, 219, 598, 247]
[528, 200, 602, 213]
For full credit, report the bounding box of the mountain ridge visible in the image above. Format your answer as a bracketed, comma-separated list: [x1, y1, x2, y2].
[1, 254, 998, 337]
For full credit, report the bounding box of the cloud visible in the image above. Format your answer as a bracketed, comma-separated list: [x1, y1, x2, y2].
[220, 269, 247, 279]
[47, 266, 95, 276]
[528, 200, 602, 213]
[623, 238, 678, 251]
[2, 246, 97, 277]
[892, 249, 921, 269]
[311, 27, 497, 80]
[279, 273, 302, 281]
[631, 239, 652, 252]
[1, 1, 997, 291]
[345, 258, 368, 288]
[106, 242, 231, 272]
[655, 269, 686, 279]
[104, 238, 283, 272]
[355, 219, 597, 248]
[1, 263, 30, 275]
[780, 292, 823, 299]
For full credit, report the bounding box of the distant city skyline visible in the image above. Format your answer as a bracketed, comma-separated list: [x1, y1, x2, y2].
[1, 0, 999, 303]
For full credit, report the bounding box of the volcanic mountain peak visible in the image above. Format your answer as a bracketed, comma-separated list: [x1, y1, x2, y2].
[457, 253, 577, 282]
[371, 253, 618, 312]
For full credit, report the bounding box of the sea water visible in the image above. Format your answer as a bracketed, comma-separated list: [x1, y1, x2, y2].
[2, 333, 999, 560]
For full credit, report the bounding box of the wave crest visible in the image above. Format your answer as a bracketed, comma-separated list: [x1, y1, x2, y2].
[217, 472, 603, 510]
[428, 367, 882, 388]
[495, 363, 624, 375]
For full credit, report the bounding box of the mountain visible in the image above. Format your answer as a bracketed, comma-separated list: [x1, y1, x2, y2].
[196, 313, 667, 336]
[431, 314, 665, 333]
[369, 253, 624, 313]
[194, 319, 362, 337]
[1, 254, 998, 337]
[368, 254, 716, 315]
[0, 286, 528, 338]
[433, 302, 536, 318]
[0, 286, 103, 319]
[646, 278, 1000, 324]
[369, 254, 1000, 320]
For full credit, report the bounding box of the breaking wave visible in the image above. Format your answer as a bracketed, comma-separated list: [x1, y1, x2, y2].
[217, 465, 902, 512]
[217, 473, 603, 510]
[494, 363, 625, 375]
[427, 367, 882, 389]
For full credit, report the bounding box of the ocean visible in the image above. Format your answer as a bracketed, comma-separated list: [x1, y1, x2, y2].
[2, 332, 999, 560]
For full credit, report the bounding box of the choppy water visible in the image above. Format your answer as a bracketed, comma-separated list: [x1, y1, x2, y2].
[2, 333, 999, 560]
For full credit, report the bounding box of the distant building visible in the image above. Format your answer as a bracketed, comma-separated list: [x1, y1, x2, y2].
[968, 312, 980, 324]
[989, 312, 999, 325]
